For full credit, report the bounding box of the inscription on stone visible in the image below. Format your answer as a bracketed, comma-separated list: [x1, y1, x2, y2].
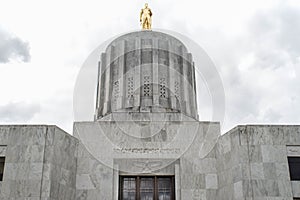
[113, 147, 180, 154]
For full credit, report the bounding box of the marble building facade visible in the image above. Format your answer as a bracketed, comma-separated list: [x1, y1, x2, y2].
[0, 31, 299, 200]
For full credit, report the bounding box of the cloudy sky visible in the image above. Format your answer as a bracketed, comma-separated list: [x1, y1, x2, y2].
[0, 0, 299, 133]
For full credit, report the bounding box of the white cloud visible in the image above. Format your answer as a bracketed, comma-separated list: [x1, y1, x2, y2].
[0, 101, 40, 122]
[0, 27, 30, 63]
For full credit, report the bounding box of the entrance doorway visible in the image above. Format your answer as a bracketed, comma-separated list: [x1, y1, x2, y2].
[119, 176, 175, 200]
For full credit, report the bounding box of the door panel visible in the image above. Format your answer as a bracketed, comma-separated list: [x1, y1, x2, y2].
[122, 177, 137, 200]
[140, 177, 154, 200]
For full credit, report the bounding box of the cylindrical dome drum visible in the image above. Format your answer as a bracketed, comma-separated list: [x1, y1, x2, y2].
[95, 31, 198, 120]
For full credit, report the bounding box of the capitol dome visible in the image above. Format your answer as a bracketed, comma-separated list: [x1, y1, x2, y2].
[95, 31, 198, 120]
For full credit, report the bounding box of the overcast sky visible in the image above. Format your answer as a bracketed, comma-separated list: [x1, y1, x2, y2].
[0, 0, 299, 134]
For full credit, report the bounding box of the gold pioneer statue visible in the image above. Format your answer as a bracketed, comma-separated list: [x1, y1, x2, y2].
[140, 3, 152, 30]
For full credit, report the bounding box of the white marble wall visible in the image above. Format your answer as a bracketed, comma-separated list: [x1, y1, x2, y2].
[43, 126, 78, 199]
[216, 125, 300, 200]
[0, 125, 47, 199]
[0, 124, 299, 199]
[75, 142, 113, 200]
[0, 125, 78, 200]
[73, 120, 221, 200]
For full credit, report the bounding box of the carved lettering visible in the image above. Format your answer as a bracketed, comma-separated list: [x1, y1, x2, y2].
[113, 147, 180, 154]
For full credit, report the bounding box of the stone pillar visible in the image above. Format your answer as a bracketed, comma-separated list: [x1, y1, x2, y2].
[185, 53, 193, 117]
[103, 46, 114, 115]
[152, 38, 159, 106]
[175, 163, 181, 200]
[95, 60, 101, 119]
[182, 52, 191, 115]
[134, 37, 141, 109]
[168, 41, 177, 110]
[113, 164, 119, 200]
[116, 40, 126, 110]
[191, 62, 198, 119]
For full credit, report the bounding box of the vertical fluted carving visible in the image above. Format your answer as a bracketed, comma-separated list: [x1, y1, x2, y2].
[95, 31, 198, 120]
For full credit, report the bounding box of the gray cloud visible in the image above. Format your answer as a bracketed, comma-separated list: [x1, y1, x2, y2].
[0, 102, 40, 122]
[0, 28, 30, 63]
[247, 4, 300, 69]
[192, 3, 300, 132]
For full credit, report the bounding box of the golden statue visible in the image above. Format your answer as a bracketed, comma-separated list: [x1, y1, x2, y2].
[140, 3, 152, 30]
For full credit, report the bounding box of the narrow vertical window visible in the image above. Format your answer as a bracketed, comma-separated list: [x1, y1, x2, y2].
[288, 157, 300, 181]
[0, 157, 5, 181]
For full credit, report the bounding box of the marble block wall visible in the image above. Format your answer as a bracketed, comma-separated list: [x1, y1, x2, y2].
[0, 124, 299, 200]
[73, 119, 221, 200]
[0, 125, 78, 200]
[0, 125, 46, 199]
[75, 142, 113, 200]
[179, 122, 220, 200]
[43, 126, 78, 200]
[216, 125, 300, 200]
